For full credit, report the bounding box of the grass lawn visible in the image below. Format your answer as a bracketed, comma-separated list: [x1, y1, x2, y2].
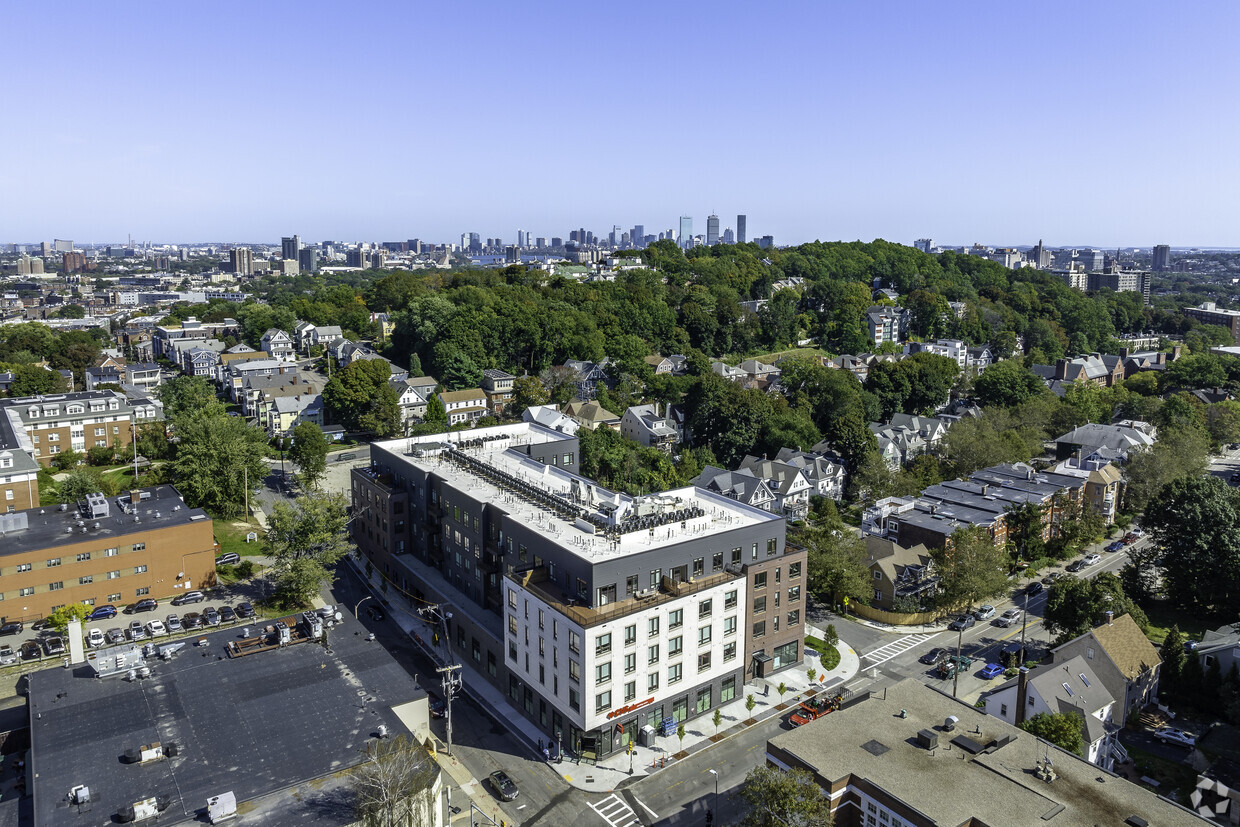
[805, 635, 842, 671]
[1141, 599, 1219, 645]
[213, 519, 265, 558]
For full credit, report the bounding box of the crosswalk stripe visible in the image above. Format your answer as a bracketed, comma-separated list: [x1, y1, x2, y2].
[590, 793, 641, 827]
[860, 633, 938, 668]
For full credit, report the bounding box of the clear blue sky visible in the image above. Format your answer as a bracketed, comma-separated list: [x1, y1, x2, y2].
[4, 1, 1238, 248]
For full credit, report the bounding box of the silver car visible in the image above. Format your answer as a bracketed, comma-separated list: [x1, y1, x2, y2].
[996, 609, 1023, 628]
[973, 605, 996, 621]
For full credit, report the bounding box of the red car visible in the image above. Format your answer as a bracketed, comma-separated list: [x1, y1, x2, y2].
[789, 695, 842, 727]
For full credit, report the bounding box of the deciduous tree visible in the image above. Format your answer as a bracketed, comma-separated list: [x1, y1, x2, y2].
[932, 526, 1010, 612]
[172, 413, 268, 518]
[265, 493, 352, 608]
[1019, 712, 1085, 756]
[736, 765, 833, 827]
[352, 734, 438, 827]
[288, 422, 329, 490]
[1143, 475, 1240, 612]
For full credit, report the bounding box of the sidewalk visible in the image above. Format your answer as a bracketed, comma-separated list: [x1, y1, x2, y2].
[345, 555, 860, 793]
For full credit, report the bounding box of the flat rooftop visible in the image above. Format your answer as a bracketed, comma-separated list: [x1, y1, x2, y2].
[0, 486, 209, 559]
[29, 617, 426, 827]
[767, 679, 1204, 827]
[373, 424, 781, 563]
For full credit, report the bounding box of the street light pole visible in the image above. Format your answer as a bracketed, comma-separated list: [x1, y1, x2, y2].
[708, 768, 719, 824]
[355, 595, 372, 620]
[1019, 591, 1030, 665]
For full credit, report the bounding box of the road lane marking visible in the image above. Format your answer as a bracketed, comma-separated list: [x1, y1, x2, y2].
[590, 793, 641, 827]
[861, 633, 939, 668]
[633, 794, 658, 819]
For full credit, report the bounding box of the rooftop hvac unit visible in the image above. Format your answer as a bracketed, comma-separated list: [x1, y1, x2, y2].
[917, 729, 939, 750]
[944, 715, 959, 732]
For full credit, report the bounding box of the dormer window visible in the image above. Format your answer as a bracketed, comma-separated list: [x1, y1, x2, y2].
[108, 400, 119, 410]
[44, 407, 58, 417]
[67, 405, 84, 415]
[0, 453, 11, 469]
[27, 407, 38, 418]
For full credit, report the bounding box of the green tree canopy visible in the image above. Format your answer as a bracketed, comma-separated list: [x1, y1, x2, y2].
[736, 764, 833, 827]
[264, 493, 352, 608]
[1142, 475, 1240, 612]
[172, 413, 268, 518]
[932, 525, 1010, 611]
[323, 359, 396, 434]
[159, 375, 225, 426]
[974, 359, 1047, 408]
[1019, 711, 1085, 756]
[793, 522, 872, 608]
[1042, 574, 1148, 644]
[288, 422, 329, 490]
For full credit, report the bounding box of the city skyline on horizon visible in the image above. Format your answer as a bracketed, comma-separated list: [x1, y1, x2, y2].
[4, 2, 1239, 247]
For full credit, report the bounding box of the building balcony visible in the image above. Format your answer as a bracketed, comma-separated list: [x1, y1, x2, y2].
[513, 566, 742, 629]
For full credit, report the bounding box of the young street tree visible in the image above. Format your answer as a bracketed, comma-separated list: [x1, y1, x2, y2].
[932, 525, 1010, 611]
[264, 493, 352, 608]
[736, 764, 833, 827]
[352, 734, 439, 827]
[288, 421, 329, 490]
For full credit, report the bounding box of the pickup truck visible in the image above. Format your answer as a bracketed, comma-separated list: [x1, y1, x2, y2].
[789, 694, 844, 727]
[937, 654, 974, 679]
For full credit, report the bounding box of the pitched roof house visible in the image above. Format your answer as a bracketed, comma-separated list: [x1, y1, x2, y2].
[1052, 612, 1161, 726]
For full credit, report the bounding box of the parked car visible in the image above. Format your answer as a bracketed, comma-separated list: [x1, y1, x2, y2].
[1153, 727, 1197, 748]
[172, 591, 205, 606]
[1025, 581, 1044, 596]
[128, 621, 147, 641]
[31, 619, 53, 632]
[996, 609, 1023, 628]
[1066, 559, 1086, 573]
[88, 604, 117, 620]
[125, 599, 158, 614]
[919, 647, 948, 665]
[0, 622, 23, 636]
[1082, 553, 1102, 566]
[427, 691, 446, 718]
[972, 605, 996, 621]
[948, 614, 976, 631]
[1131, 528, 1145, 538]
[166, 614, 183, 633]
[215, 553, 241, 566]
[0, 646, 15, 665]
[488, 771, 519, 802]
[1041, 572, 1063, 586]
[235, 602, 255, 619]
[338, 452, 357, 462]
[204, 607, 221, 627]
[182, 612, 202, 630]
[979, 662, 1005, 680]
[1122, 533, 1138, 545]
[219, 606, 237, 623]
[1106, 541, 1125, 552]
[86, 629, 105, 648]
[106, 628, 125, 645]
[146, 619, 168, 637]
[20, 641, 41, 661]
[44, 636, 65, 656]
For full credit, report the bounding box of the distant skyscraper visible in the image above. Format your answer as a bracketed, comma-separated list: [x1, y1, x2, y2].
[758, 235, 775, 249]
[631, 225, 645, 249]
[679, 216, 693, 249]
[706, 215, 720, 246]
[914, 238, 933, 253]
[230, 247, 253, 275]
[1152, 244, 1171, 272]
[281, 235, 301, 262]
[299, 247, 318, 273]
[722, 228, 735, 245]
[535, 237, 547, 248]
[736, 215, 747, 244]
[53, 239, 73, 253]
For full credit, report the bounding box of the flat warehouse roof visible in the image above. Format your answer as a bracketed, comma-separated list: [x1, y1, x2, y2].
[29, 619, 426, 827]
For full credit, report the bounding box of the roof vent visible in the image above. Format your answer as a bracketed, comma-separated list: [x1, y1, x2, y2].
[944, 715, 959, 732]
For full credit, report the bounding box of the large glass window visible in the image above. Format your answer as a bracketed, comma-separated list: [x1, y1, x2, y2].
[695, 688, 711, 714]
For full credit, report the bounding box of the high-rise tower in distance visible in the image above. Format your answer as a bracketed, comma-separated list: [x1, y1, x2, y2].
[281, 235, 301, 262]
[1152, 244, 1170, 272]
[706, 214, 720, 246]
[679, 215, 693, 249]
[736, 215, 747, 244]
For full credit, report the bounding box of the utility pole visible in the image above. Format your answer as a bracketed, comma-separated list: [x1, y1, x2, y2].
[1018, 591, 1031, 665]
[438, 663, 462, 757]
[244, 466, 250, 525]
[952, 624, 964, 698]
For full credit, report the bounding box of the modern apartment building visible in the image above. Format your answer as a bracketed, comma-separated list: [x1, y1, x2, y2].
[0, 486, 215, 622]
[0, 391, 160, 468]
[351, 423, 803, 761]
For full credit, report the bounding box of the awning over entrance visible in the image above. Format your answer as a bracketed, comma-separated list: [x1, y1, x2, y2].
[753, 651, 773, 678]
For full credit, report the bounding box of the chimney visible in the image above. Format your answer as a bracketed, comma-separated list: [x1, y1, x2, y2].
[1055, 358, 1069, 380]
[1171, 344, 1182, 361]
[1105, 610, 1114, 626]
[1015, 667, 1030, 725]
[130, 490, 141, 505]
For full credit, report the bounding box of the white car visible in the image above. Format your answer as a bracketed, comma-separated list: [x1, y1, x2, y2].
[146, 619, 168, 637]
[1130, 528, 1145, 538]
[1153, 727, 1196, 748]
[86, 628, 105, 648]
[996, 609, 1023, 628]
[1082, 553, 1102, 566]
